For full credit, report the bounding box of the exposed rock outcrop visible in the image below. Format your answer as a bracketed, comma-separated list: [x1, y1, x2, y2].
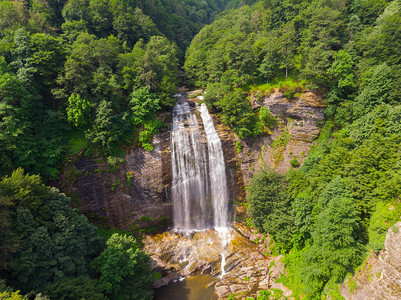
[238, 90, 325, 183]
[263, 91, 325, 142]
[59, 129, 172, 230]
[341, 222, 401, 300]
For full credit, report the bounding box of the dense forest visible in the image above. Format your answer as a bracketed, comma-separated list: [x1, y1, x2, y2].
[0, 0, 248, 180]
[184, 0, 401, 298]
[0, 0, 243, 299]
[1, 0, 401, 299]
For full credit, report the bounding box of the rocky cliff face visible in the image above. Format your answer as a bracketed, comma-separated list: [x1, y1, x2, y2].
[59, 89, 245, 231]
[341, 222, 401, 300]
[238, 90, 325, 183]
[59, 129, 172, 230]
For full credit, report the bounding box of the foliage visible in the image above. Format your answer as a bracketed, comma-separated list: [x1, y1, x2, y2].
[130, 88, 160, 125]
[0, 169, 103, 293]
[247, 169, 294, 249]
[92, 233, 153, 300]
[138, 119, 165, 151]
[289, 158, 300, 168]
[67, 93, 92, 128]
[259, 106, 276, 129]
[368, 201, 401, 252]
[43, 276, 106, 300]
[298, 178, 363, 297]
[204, 81, 264, 137]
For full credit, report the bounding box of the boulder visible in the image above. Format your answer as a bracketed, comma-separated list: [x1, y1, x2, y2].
[230, 284, 248, 293]
[215, 285, 231, 298]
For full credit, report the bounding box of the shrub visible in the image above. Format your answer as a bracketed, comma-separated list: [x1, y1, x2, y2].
[290, 157, 301, 168]
[259, 106, 277, 129]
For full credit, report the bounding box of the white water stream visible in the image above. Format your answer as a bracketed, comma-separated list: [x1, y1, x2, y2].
[171, 100, 231, 275]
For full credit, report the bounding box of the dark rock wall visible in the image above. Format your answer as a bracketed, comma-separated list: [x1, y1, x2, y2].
[59, 129, 173, 230]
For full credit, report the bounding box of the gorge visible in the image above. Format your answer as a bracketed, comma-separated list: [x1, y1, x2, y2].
[2, 0, 401, 299]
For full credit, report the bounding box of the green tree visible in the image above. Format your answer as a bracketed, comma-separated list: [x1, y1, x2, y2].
[92, 234, 153, 300]
[278, 22, 296, 79]
[300, 177, 363, 297]
[353, 63, 392, 117]
[0, 1, 22, 37]
[138, 36, 179, 105]
[299, 5, 347, 88]
[0, 169, 102, 293]
[67, 93, 92, 128]
[247, 169, 293, 248]
[44, 276, 106, 300]
[130, 88, 160, 125]
[86, 100, 118, 153]
[258, 32, 279, 83]
[328, 50, 355, 90]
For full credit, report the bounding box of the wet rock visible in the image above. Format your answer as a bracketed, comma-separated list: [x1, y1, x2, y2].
[233, 223, 253, 239]
[153, 278, 169, 289]
[215, 285, 231, 298]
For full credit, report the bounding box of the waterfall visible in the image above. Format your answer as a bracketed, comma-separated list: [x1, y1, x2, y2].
[171, 102, 210, 234]
[171, 101, 230, 234]
[199, 103, 229, 231]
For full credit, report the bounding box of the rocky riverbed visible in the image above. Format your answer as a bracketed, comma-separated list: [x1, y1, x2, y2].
[144, 224, 293, 299]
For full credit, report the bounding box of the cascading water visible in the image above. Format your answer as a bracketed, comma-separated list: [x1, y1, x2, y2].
[171, 102, 210, 234]
[199, 103, 229, 231]
[171, 99, 232, 275]
[199, 103, 231, 276]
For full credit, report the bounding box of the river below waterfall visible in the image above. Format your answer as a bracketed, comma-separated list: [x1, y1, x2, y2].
[154, 274, 217, 300]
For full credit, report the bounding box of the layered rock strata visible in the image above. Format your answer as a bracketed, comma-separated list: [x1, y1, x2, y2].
[59, 129, 172, 230]
[239, 90, 325, 183]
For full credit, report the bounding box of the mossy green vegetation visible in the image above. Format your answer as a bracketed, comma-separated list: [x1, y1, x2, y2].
[247, 76, 307, 95]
